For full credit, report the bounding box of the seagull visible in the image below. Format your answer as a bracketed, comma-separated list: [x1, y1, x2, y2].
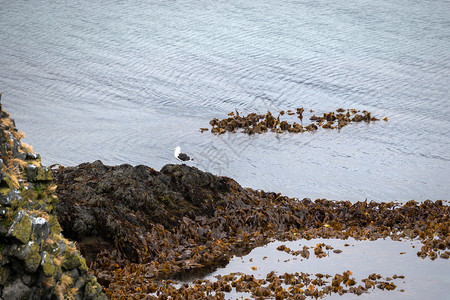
[174, 146, 194, 162]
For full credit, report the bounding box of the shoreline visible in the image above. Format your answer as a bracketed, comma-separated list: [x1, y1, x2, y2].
[0, 94, 448, 299]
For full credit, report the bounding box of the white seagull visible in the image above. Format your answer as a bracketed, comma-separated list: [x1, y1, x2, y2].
[174, 146, 194, 162]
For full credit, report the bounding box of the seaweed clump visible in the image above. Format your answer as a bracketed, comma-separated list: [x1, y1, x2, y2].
[207, 108, 387, 135]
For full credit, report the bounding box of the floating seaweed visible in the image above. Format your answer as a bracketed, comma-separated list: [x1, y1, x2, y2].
[205, 108, 387, 135]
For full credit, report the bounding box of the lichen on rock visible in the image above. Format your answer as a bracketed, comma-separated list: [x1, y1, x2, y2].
[7, 211, 32, 244]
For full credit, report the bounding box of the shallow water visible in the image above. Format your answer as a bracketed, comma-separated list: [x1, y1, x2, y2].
[188, 238, 450, 299]
[1, 0, 449, 201]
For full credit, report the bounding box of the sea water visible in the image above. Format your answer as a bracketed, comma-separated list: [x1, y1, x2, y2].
[1, 0, 449, 202]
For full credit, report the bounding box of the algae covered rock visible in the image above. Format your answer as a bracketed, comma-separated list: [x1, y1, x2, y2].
[62, 250, 83, 270]
[54, 161, 238, 262]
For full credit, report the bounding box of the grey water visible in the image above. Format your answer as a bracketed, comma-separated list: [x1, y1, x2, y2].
[198, 238, 450, 300]
[1, 0, 449, 202]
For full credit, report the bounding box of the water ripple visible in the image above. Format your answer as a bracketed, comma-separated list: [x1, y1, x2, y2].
[1, 0, 449, 202]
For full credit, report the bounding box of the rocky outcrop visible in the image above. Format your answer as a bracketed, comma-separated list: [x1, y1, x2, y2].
[53, 161, 245, 263]
[0, 94, 106, 300]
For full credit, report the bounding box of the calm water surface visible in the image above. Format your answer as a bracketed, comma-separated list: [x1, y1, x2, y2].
[194, 238, 450, 300]
[1, 0, 449, 202]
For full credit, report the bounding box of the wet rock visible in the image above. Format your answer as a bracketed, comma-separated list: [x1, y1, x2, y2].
[51, 159, 449, 298]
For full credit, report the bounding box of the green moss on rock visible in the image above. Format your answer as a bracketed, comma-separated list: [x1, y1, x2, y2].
[23, 242, 42, 272]
[8, 211, 32, 244]
[36, 167, 52, 181]
[78, 254, 89, 274]
[48, 215, 62, 235]
[62, 251, 83, 270]
[84, 276, 107, 299]
[41, 252, 56, 277]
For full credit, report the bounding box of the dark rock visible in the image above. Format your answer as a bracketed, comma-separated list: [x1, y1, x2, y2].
[10, 241, 42, 273]
[30, 216, 50, 247]
[25, 153, 40, 161]
[2, 278, 32, 300]
[25, 165, 38, 182]
[54, 161, 240, 262]
[21, 272, 39, 286]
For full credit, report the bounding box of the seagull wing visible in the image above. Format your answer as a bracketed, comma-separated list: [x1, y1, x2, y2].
[177, 153, 191, 161]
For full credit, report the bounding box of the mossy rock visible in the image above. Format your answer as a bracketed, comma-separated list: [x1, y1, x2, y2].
[13, 241, 42, 273]
[48, 215, 62, 235]
[7, 211, 32, 244]
[20, 185, 38, 202]
[62, 251, 83, 270]
[0, 187, 21, 206]
[41, 252, 56, 277]
[25, 242, 42, 272]
[78, 253, 89, 274]
[0, 187, 10, 197]
[36, 167, 53, 181]
[83, 276, 108, 299]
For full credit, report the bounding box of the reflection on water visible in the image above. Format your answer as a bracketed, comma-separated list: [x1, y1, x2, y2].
[190, 238, 450, 299]
[1, 0, 449, 202]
